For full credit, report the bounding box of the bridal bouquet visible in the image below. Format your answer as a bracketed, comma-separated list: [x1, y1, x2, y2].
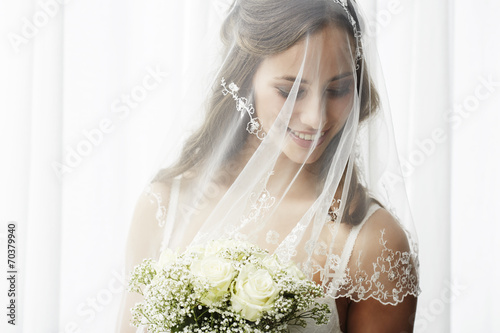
[128, 239, 330, 332]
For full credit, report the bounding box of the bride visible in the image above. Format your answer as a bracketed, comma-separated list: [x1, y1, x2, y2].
[116, 0, 420, 332]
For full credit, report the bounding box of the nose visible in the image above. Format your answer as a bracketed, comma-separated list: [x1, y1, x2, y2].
[297, 90, 326, 130]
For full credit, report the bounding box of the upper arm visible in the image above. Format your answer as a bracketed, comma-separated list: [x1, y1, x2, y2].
[347, 295, 417, 332]
[344, 208, 419, 332]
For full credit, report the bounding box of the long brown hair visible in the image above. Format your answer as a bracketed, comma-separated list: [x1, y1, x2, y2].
[153, 0, 380, 225]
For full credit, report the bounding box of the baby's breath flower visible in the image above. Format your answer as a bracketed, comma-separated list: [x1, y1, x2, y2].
[127, 239, 331, 332]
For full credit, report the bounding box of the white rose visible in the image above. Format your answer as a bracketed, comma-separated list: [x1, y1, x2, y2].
[155, 248, 177, 271]
[284, 261, 305, 280]
[231, 264, 279, 321]
[190, 255, 236, 304]
[262, 255, 282, 274]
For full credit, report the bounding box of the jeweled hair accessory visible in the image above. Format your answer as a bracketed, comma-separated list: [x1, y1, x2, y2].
[221, 77, 266, 140]
[332, 0, 363, 66]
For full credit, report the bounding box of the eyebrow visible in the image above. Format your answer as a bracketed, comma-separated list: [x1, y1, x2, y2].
[276, 72, 353, 84]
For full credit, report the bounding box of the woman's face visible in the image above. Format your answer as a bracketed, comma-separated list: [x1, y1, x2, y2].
[252, 26, 355, 165]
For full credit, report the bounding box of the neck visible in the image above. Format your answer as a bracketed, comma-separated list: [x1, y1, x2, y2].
[236, 135, 321, 200]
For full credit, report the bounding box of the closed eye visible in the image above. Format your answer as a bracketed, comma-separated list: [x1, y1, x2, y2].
[326, 82, 353, 98]
[277, 87, 306, 99]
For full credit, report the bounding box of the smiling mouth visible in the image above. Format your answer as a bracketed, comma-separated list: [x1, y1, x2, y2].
[287, 128, 329, 148]
[289, 129, 326, 141]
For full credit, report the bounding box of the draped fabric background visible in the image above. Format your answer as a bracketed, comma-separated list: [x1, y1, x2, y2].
[1, 0, 498, 332]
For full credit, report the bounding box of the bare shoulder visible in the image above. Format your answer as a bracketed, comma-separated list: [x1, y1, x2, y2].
[357, 206, 411, 253]
[345, 206, 418, 332]
[348, 205, 419, 290]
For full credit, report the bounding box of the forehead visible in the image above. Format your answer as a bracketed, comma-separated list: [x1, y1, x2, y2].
[256, 26, 355, 82]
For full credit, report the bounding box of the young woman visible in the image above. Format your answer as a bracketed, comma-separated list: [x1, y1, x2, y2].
[117, 0, 420, 331]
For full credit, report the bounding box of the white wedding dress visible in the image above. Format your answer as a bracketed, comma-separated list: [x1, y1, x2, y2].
[135, 176, 382, 333]
[125, 1, 420, 331]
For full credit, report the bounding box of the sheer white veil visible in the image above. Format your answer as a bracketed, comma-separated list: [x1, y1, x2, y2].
[137, 0, 419, 311]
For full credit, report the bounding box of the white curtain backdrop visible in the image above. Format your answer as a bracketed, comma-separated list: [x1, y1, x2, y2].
[1, 0, 498, 332]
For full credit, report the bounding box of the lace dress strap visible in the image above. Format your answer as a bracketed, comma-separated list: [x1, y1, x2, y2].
[159, 176, 182, 252]
[335, 203, 381, 289]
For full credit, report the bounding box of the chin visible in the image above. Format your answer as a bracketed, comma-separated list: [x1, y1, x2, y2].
[281, 145, 325, 165]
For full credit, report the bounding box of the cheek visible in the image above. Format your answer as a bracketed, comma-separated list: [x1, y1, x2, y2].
[326, 95, 354, 126]
[255, 90, 283, 124]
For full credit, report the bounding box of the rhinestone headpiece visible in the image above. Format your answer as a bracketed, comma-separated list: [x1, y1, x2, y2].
[332, 0, 363, 66]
